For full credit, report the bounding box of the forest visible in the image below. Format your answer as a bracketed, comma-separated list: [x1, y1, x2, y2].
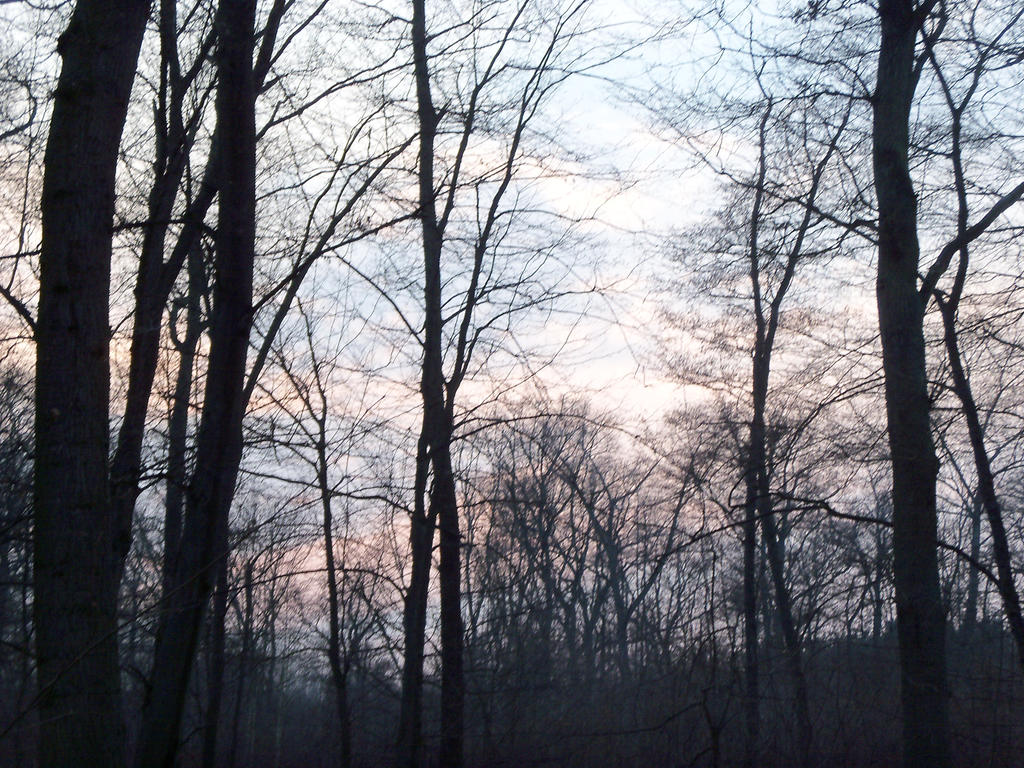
[1, 0, 1024, 766]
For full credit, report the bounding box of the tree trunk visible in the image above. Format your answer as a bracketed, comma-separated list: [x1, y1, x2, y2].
[962, 494, 981, 636]
[938, 296, 1024, 669]
[872, 2, 951, 765]
[320, 441, 354, 768]
[228, 562, 255, 768]
[403, 2, 466, 765]
[134, 0, 257, 763]
[742, 473, 759, 768]
[433, 440, 464, 768]
[873, 526, 888, 644]
[201, 558, 230, 768]
[33, 2, 149, 766]
[760, 512, 812, 767]
[164, 235, 205, 592]
[748, 375, 810, 767]
[396, 435, 435, 768]
[109, 0, 206, 573]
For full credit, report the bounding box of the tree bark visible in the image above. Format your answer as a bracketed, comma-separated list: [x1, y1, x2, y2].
[227, 561, 255, 768]
[134, 0, 257, 763]
[33, 1, 149, 766]
[741, 101, 772, 768]
[872, 2, 951, 765]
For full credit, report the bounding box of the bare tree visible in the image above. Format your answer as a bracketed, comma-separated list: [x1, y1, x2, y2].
[872, 3, 952, 764]
[923, 3, 1024, 671]
[872, 2, 1024, 764]
[134, 0, 257, 762]
[397, 2, 597, 765]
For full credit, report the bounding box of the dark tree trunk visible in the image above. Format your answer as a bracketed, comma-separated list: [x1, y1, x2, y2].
[320, 442, 353, 768]
[748, 393, 811, 768]
[962, 495, 981, 636]
[396, 3, 466, 766]
[929, 71, 1024, 665]
[164, 236, 205, 592]
[759, 511, 812, 767]
[33, 1, 149, 766]
[742, 476, 759, 768]
[433, 440, 464, 768]
[134, 0, 257, 763]
[111, 171, 216, 573]
[201, 558, 230, 768]
[109, 0, 208, 574]
[938, 296, 1024, 669]
[872, 2, 951, 765]
[227, 562, 255, 768]
[738, 91, 837, 767]
[395, 437, 435, 768]
[872, 526, 889, 644]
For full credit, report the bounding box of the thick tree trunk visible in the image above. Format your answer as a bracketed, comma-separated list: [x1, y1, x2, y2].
[33, 2, 149, 766]
[134, 0, 257, 764]
[872, 2, 951, 765]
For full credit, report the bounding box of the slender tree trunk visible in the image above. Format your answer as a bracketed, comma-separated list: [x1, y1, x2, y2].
[228, 562, 255, 768]
[432, 439, 465, 768]
[134, 0, 257, 763]
[109, 0, 204, 573]
[319, 441, 353, 768]
[928, 16, 1024, 663]
[33, 2, 149, 766]
[748, 366, 811, 767]
[0, 549, 7, 684]
[873, 527, 887, 644]
[112, 172, 217, 571]
[395, 439, 435, 768]
[615, 609, 631, 686]
[742, 472, 759, 768]
[201, 558, 230, 768]
[759, 512, 812, 767]
[873, 2, 951, 765]
[962, 494, 981, 636]
[406, 2, 465, 765]
[938, 297, 1024, 669]
[164, 236, 205, 591]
